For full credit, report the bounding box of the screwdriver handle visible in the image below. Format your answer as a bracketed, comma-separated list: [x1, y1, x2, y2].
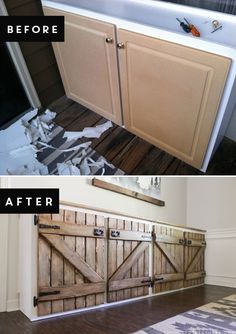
[189, 24, 201, 37]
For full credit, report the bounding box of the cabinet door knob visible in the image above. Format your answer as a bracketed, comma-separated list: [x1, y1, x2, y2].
[117, 42, 125, 49]
[106, 37, 113, 43]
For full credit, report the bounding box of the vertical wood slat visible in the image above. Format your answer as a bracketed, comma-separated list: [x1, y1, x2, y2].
[95, 215, 106, 305]
[124, 220, 132, 300]
[51, 210, 64, 313]
[137, 223, 144, 297]
[75, 211, 86, 309]
[131, 221, 138, 298]
[85, 214, 96, 307]
[63, 210, 76, 311]
[108, 218, 117, 302]
[116, 219, 124, 301]
[38, 214, 52, 316]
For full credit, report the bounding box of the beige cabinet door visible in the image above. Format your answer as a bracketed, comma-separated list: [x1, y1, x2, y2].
[118, 29, 231, 168]
[43, 7, 122, 125]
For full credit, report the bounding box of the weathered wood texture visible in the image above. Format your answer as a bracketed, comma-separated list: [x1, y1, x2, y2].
[184, 232, 205, 288]
[4, 0, 64, 106]
[92, 178, 165, 206]
[38, 210, 106, 316]
[48, 96, 236, 175]
[108, 219, 151, 302]
[153, 226, 185, 294]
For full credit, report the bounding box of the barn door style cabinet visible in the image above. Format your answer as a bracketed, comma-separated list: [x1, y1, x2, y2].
[33, 206, 206, 318]
[43, 5, 231, 169]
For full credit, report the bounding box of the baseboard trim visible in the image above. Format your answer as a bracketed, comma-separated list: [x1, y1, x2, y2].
[6, 298, 19, 312]
[205, 275, 236, 288]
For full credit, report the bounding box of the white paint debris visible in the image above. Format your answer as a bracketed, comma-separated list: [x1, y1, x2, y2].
[0, 109, 49, 175]
[23, 109, 56, 143]
[63, 120, 113, 141]
[37, 141, 92, 153]
[0, 108, 114, 175]
[57, 162, 81, 175]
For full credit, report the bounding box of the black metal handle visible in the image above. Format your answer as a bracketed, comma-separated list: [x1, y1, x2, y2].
[111, 230, 120, 238]
[39, 224, 60, 230]
[93, 228, 104, 237]
[155, 277, 164, 282]
[179, 239, 184, 244]
[187, 240, 192, 245]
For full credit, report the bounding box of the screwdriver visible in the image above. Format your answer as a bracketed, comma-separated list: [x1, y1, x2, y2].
[176, 18, 191, 33]
[184, 18, 201, 37]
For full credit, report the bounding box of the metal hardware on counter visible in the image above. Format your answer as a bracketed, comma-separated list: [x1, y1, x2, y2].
[176, 18, 191, 33]
[106, 37, 113, 43]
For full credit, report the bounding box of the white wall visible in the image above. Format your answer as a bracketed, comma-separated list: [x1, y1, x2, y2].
[10, 176, 187, 226]
[1, 176, 187, 313]
[186, 177, 236, 288]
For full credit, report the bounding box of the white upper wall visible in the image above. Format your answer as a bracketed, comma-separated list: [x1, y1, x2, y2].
[186, 177, 236, 230]
[9, 176, 187, 226]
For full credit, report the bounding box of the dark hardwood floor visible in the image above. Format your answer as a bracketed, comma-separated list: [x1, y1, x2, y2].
[0, 285, 235, 334]
[46, 96, 236, 175]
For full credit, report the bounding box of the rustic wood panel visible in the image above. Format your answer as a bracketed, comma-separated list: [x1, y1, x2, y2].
[153, 225, 184, 294]
[4, 0, 64, 106]
[184, 232, 205, 287]
[38, 209, 106, 316]
[92, 178, 165, 207]
[108, 219, 151, 302]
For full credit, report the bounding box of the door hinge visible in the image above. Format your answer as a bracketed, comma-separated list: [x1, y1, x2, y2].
[33, 296, 38, 307]
[152, 231, 156, 241]
[154, 277, 164, 282]
[34, 215, 39, 226]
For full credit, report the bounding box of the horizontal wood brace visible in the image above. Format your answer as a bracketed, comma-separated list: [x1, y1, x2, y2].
[38, 282, 106, 301]
[154, 273, 184, 283]
[38, 217, 106, 238]
[109, 228, 152, 241]
[185, 271, 206, 280]
[109, 277, 151, 291]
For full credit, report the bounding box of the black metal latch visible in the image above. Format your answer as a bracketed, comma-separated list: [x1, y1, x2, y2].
[186, 239, 192, 245]
[111, 230, 120, 238]
[39, 290, 60, 297]
[93, 228, 104, 237]
[38, 224, 60, 230]
[154, 277, 164, 282]
[141, 277, 153, 287]
[179, 239, 185, 244]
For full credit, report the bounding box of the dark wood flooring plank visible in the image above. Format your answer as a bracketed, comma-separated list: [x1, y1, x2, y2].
[54, 103, 88, 129]
[63, 110, 102, 132]
[112, 137, 153, 174]
[48, 96, 75, 115]
[0, 285, 236, 334]
[95, 127, 135, 162]
[132, 148, 175, 175]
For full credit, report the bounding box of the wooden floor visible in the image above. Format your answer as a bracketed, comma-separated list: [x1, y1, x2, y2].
[47, 96, 236, 175]
[1, 285, 235, 334]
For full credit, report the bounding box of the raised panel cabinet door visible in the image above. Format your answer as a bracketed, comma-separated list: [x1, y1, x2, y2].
[107, 219, 152, 302]
[118, 29, 231, 168]
[153, 225, 185, 293]
[43, 7, 122, 125]
[37, 210, 107, 316]
[184, 232, 206, 287]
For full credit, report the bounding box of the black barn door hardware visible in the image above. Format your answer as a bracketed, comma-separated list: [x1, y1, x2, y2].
[38, 224, 60, 230]
[111, 230, 120, 237]
[39, 290, 60, 297]
[141, 277, 153, 287]
[94, 228, 104, 236]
